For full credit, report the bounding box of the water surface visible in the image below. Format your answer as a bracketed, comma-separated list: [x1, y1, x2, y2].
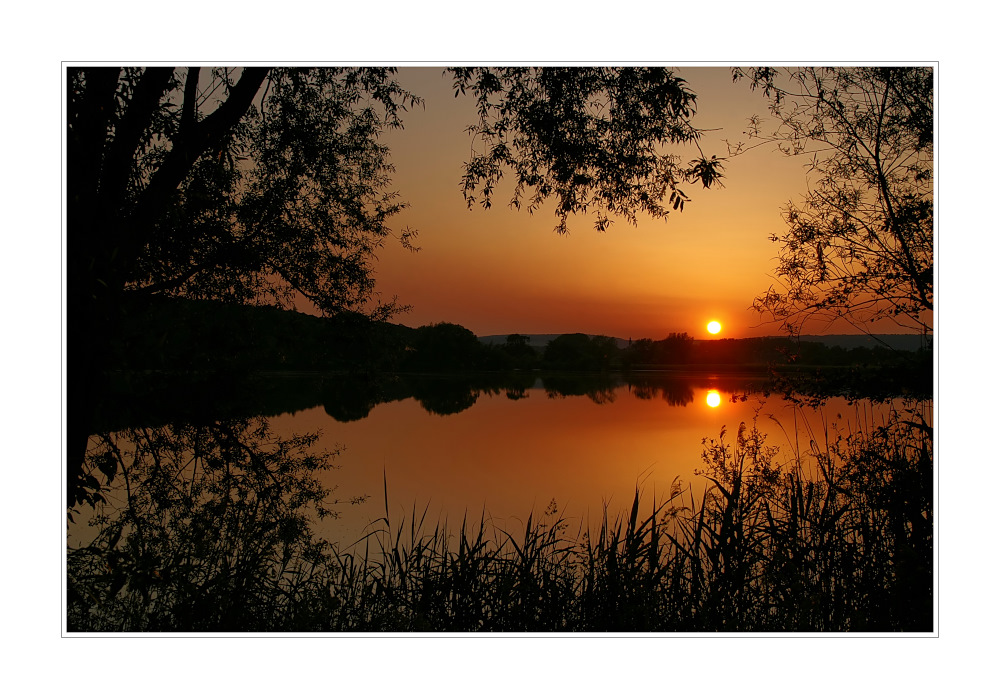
[264, 372, 905, 544]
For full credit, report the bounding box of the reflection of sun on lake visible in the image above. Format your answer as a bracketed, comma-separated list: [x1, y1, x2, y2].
[73, 376, 924, 553]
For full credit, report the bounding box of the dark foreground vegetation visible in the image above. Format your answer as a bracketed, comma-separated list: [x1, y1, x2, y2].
[68, 404, 932, 633]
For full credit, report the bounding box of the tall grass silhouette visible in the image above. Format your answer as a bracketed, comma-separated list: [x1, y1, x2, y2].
[68, 405, 932, 632]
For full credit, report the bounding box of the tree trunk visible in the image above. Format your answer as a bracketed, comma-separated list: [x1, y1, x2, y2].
[67, 67, 271, 500]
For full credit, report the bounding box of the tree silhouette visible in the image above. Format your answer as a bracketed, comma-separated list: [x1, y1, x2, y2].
[67, 66, 726, 483]
[67, 67, 419, 484]
[67, 418, 353, 631]
[403, 322, 487, 371]
[733, 67, 933, 335]
[497, 333, 538, 370]
[69, 68, 417, 317]
[542, 333, 620, 372]
[453, 67, 725, 234]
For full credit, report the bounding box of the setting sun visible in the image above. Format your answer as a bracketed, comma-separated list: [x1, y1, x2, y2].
[62, 65, 934, 635]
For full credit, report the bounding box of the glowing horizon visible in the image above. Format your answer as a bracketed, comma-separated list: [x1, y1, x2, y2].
[293, 67, 928, 340]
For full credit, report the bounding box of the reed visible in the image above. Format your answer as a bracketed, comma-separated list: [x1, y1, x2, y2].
[320, 404, 932, 632]
[67, 405, 932, 632]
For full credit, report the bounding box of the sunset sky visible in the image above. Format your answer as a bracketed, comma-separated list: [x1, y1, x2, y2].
[323, 66, 905, 340]
[9, 0, 986, 677]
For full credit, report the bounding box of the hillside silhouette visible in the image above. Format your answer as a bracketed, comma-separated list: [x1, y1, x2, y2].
[108, 296, 931, 375]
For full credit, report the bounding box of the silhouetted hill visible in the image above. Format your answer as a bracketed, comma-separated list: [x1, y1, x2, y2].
[479, 334, 629, 350]
[796, 334, 931, 352]
[480, 333, 930, 352]
[112, 295, 418, 373]
[109, 296, 930, 378]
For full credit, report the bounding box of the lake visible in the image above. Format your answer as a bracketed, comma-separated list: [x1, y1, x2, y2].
[67, 369, 934, 632]
[255, 371, 918, 546]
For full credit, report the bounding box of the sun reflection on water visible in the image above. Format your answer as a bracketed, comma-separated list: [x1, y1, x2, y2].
[706, 390, 722, 408]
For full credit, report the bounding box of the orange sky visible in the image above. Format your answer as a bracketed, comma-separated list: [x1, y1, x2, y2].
[316, 67, 919, 340]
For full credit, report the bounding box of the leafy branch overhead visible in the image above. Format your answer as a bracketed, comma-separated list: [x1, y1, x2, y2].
[733, 67, 933, 335]
[69, 67, 423, 320]
[450, 67, 725, 234]
[67, 66, 726, 480]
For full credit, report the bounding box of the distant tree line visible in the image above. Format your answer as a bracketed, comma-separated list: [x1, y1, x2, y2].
[114, 296, 929, 378]
[112, 296, 502, 374]
[621, 333, 930, 370]
[113, 295, 405, 373]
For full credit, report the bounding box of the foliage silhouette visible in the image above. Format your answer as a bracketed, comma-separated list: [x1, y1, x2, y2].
[68, 406, 932, 631]
[621, 333, 693, 367]
[66, 65, 934, 632]
[68, 418, 358, 631]
[628, 375, 697, 406]
[67, 67, 420, 488]
[402, 322, 491, 372]
[320, 375, 386, 422]
[452, 67, 725, 234]
[542, 333, 621, 371]
[491, 334, 539, 370]
[410, 376, 482, 416]
[112, 296, 931, 381]
[69, 66, 727, 482]
[732, 67, 933, 335]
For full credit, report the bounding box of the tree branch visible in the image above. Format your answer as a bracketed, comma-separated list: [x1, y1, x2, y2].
[101, 67, 176, 216]
[181, 67, 201, 136]
[128, 68, 270, 243]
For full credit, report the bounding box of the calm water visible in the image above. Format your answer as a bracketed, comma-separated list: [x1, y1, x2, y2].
[259, 372, 911, 545]
[71, 371, 925, 551]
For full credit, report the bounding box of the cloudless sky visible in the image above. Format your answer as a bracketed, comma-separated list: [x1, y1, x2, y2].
[337, 65, 896, 340]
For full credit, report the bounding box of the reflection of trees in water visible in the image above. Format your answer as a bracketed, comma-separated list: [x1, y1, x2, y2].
[659, 384, 694, 406]
[321, 376, 384, 422]
[627, 374, 776, 407]
[542, 374, 618, 404]
[66, 396, 932, 632]
[96, 373, 773, 436]
[67, 418, 355, 632]
[413, 382, 479, 415]
[505, 387, 529, 400]
[315, 373, 770, 417]
[628, 378, 695, 406]
[320, 373, 538, 420]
